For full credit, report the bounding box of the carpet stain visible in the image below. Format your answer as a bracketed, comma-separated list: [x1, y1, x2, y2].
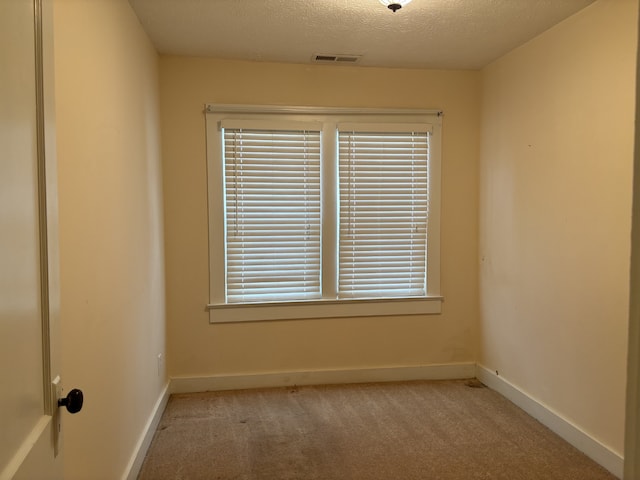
[464, 378, 486, 388]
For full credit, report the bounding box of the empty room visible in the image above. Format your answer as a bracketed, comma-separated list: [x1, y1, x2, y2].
[2, 0, 640, 479]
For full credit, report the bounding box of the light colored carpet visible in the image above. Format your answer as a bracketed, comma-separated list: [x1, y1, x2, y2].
[138, 379, 616, 479]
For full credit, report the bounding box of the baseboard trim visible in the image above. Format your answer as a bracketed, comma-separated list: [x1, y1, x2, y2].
[476, 365, 623, 479]
[121, 382, 170, 480]
[170, 363, 476, 394]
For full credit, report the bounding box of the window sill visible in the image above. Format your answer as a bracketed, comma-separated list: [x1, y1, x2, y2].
[207, 296, 443, 324]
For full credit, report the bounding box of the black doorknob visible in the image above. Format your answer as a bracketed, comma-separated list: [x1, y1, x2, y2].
[58, 389, 83, 414]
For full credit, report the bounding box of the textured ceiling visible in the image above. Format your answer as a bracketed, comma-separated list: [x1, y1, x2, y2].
[128, 0, 597, 70]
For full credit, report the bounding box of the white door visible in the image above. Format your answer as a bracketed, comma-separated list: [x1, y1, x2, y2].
[0, 0, 68, 478]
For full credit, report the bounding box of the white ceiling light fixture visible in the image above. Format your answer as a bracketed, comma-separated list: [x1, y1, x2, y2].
[379, 0, 412, 13]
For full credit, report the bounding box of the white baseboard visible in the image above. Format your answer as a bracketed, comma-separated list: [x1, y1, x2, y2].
[121, 382, 170, 480]
[476, 365, 624, 479]
[170, 362, 476, 394]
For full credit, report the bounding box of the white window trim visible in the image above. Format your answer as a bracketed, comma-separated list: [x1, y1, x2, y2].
[205, 104, 443, 323]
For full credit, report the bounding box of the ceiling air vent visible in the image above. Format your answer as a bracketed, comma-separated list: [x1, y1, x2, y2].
[313, 54, 362, 64]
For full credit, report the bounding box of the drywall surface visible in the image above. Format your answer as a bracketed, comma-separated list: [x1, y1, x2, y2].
[160, 58, 480, 378]
[479, 0, 637, 456]
[53, 0, 166, 478]
[624, 7, 640, 476]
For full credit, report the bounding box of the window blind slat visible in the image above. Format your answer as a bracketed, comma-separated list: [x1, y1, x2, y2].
[221, 119, 322, 131]
[338, 123, 433, 133]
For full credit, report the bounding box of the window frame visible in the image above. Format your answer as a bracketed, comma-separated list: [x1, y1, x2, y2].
[205, 104, 443, 323]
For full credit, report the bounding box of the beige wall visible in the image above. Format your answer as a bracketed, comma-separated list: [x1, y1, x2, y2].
[479, 0, 637, 456]
[53, 0, 166, 478]
[625, 8, 640, 475]
[160, 58, 480, 378]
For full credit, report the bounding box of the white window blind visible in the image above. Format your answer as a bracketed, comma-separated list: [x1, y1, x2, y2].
[338, 123, 430, 299]
[223, 121, 321, 303]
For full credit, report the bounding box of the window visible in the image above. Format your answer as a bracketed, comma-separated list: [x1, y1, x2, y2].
[223, 122, 322, 303]
[338, 125, 430, 299]
[206, 105, 442, 323]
